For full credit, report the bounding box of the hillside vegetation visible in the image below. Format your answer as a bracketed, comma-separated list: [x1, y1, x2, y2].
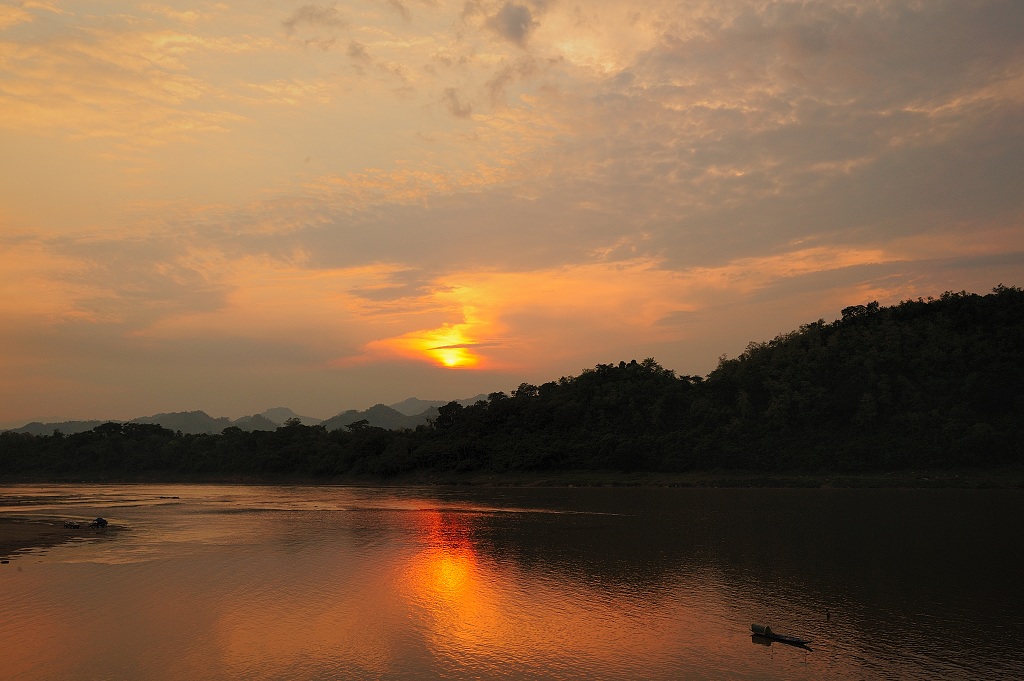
[2, 286, 1021, 479]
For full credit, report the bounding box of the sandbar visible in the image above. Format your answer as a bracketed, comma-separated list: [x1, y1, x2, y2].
[0, 517, 113, 560]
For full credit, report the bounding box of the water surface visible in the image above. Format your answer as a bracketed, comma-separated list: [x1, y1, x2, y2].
[1, 484, 1021, 679]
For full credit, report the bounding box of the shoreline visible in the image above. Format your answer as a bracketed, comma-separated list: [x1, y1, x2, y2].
[2, 467, 1023, 489]
[0, 517, 119, 561]
[4, 469, 1019, 559]
[373, 468, 1024, 489]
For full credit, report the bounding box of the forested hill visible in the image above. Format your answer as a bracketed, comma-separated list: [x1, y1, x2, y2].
[416, 286, 1023, 473]
[2, 286, 1022, 479]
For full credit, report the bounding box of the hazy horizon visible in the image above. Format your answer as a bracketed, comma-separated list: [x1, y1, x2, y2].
[3, 1, 1022, 425]
[1, 393, 493, 430]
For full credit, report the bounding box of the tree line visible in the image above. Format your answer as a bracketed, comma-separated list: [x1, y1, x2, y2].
[2, 285, 1021, 479]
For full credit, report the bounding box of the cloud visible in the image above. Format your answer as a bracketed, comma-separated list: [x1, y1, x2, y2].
[3, 0, 1023, 421]
[484, 57, 537, 105]
[486, 2, 537, 48]
[0, 21, 262, 150]
[0, 237, 95, 323]
[387, 0, 412, 22]
[282, 4, 347, 33]
[0, 4, 33, 30]
[141, 4, 204, 25]
[282, 3, 347, 49]
[347, 40, 371, 62]
[359, 242, 917, 371]
[441, 87, 473, 118]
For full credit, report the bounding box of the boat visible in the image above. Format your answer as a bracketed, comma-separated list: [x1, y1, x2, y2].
[751, 624, 812, 648]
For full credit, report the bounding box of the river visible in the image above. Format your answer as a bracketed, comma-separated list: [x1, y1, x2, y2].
[1, 484, 1022, 680]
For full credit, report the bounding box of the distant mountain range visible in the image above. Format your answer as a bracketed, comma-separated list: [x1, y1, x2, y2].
[7, 396, 488, 436]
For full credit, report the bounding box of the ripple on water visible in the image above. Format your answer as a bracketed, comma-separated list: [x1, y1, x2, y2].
[1, 484, 1022, 681]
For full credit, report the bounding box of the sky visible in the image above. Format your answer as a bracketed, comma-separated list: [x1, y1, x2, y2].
[1, 0, 1022, 425]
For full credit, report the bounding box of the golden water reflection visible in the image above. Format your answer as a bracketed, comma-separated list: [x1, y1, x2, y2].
[398, 509, 735, 679]
[3, 485, 1022, 680]
[211, 538, 411, 678]
[205, 508, 713, 679]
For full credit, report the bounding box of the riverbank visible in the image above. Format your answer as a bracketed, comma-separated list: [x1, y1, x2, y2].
[0, 517, 120, 560]
[377, 467, 1024, 488]
[3, 467, 1023, 488]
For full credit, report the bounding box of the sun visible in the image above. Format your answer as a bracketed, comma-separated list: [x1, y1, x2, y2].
[422, 325, 480, 369]
[433, 346, 476, 368]
[371, 321, 483, 369]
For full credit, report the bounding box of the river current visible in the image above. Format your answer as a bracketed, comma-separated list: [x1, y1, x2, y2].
[1, 484, 1021, 679]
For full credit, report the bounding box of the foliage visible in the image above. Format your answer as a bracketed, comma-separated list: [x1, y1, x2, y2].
[2, 286, 1022, 478]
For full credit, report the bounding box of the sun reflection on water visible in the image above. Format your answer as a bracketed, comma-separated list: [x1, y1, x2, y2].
[405, 510, 484, 620]
[7, 486, 1007, 680]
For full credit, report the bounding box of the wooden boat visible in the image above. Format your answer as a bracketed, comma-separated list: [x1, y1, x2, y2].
[751, 624, 812, 647]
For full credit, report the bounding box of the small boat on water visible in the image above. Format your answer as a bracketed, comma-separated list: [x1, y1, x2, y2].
[751, 624, 812, 648]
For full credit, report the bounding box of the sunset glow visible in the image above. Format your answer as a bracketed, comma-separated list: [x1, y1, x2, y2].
[408, 511, 481, 605]
[420, 324, 484, 369]
[370, 320, 486, 369]
[1, 0, 1021, 424]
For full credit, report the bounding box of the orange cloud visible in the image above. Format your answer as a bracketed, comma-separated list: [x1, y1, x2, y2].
[6, 225, 1010, 392]
[359, 243, 919, 370]
[132, 252, 415, 355]
[0, 239, 100, 322]
[0, 5, 33, 30]
[0, 29, 246, 151]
